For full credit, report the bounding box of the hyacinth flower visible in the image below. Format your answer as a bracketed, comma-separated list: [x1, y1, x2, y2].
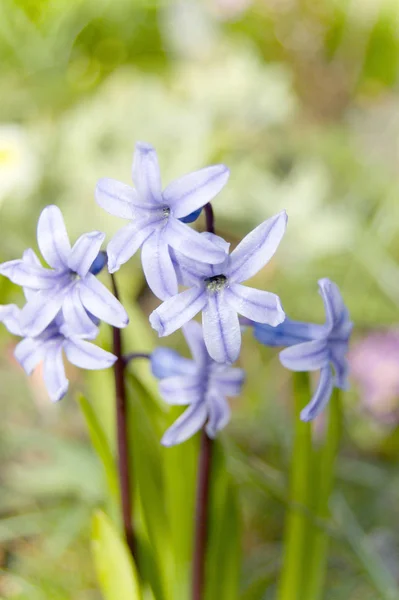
[0, 205, 128, 337]
[0, 306, 116, 402]
[253, 278, 353, 421]
[151, 321, 245, 446]
[95, 142, 230, 300]
[149, 211, 287, 363]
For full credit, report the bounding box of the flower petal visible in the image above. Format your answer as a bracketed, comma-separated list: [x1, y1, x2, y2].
[279, 339, 329, 372]
[132, 142, 163, 204]
[151, 347, 196, 379]
[170, 248, 213, 287]
[225, 283, 285, 326]
[96, 178, 140, 218]
[43, 342, 69, 402]
[0, 259, 61, 289]
[211, 366, 245, 396]
[253, 319, 324, 347]
[164, 218, 228, 264]
[202, 292, 241, 363]
[14, 338, 46, 374]
[67, 231, 105, 278]
[107, 219, 157, 273]
[62, 285, 99, 338]
[79, 274, 129, 329]
[161, 402, 208, 447]
[182, 320, 208, 366]
[227, 210, 287, 283]
[20, 289, 65, 337]
[300, 366, 334, 421]
[318, 278, 350, 331]
[150, 287, 207, 337]
[22, 248, 41, 266]
[330, 341, 350, 390]
[205, 393, 231, 438]
[37, 205, 71, 269]
[141, 231, 178, 300]
[64, 338, 116, 370]
[0, 304, 22, 336]
[164, 165, 230, 218]
[159, 375, 202, 405]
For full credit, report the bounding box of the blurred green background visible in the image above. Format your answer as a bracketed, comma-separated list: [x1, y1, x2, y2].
[2, 0, 399, 598]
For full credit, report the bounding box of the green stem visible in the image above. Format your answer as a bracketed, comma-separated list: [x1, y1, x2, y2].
[277, 372, 313, 600]
[304, 389, 342, 600]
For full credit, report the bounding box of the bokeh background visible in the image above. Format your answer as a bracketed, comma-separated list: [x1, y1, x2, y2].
[1, 0, 399, 598]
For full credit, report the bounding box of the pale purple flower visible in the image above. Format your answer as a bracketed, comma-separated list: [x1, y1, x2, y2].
[253, 278, 352, 421]
[95, 142, 230, 300]
[151, 321, 245, 446]
[0, 205, 128, 337]
[149, 211, 287, 363]
[0, 306, 116, 403]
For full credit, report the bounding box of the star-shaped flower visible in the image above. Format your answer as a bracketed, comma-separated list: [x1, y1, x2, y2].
[0, 307, 116, 403]
[151, 321, 245, 446]
[149, 211, 287, 363]
[0, 205, 128, 337]
[95, 142, 230, 300]
[253, 278, 353, 421]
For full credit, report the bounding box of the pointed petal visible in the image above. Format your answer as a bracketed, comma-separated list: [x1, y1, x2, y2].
[150, 287, 207, 337]
[96, 178, 141, 218]
[205, 393, 231, 438]
[182, 320, 208, 366]
[280, 339, 329, 372]
[164, 218, 228, 264]
[211, 366, 245, 396]
[300, 366, 334, 421]
[0, 304, 22, 336]
[170, 248, 213, 287]
[330, 341, 350, 390]
[253, 318, 324, 347]
[62, 286, 99, 338]
[159, 376, 202, 405]
[107, 219, 157, 273]
[151, 347, 197, 379]
[228, 210, 287, 283]
[37, 205, 71, 269]
[318, 278, 349, 329]
[132, 142, 163, 204]
[225, 283, 285, 326]
[20, 290, 65, 337]
[79, 274, 129, 329]
[22, 248, 41, 266]
[64, 338, 116, 370]
[161, 402, 208, 447]
[141, 231, 178, 300]
[202, 292, 241, 363]
[14, 338, 45, 374]
[0, 259, 61, 289]
[164, 165, 230, 218]
[67, 231, 105, 278]
[43, 342, 69, 402]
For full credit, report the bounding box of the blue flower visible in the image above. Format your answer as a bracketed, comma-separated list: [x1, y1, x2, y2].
[95, 142, 230, 300]
[0, 306, 116, 403]
[149, 211, 287, 364]
[151, 321, 245, 446]
[253, 278, 353, 421]
[0, 205, 128, 337]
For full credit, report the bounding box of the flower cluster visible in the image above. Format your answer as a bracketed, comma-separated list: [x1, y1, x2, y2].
[0, 141, 352, 442]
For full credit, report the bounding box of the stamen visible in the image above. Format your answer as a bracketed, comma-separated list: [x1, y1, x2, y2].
[204, 274, 227, 292]
[162, 206, 170, 218]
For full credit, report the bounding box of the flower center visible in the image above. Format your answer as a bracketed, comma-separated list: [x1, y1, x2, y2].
[204, 274, 228, 292]
[162, 206, 170, 218]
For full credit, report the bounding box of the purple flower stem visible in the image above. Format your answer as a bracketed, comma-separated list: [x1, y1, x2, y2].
[110, 274, 136, 561]
[192, 201, 215, 599]
[192, 429, 213, 600]
[204, 202, 215, 235]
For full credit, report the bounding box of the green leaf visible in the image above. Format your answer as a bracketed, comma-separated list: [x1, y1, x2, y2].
[92, 510, 142, 600]
[77, 394, 119, 502]
[205, 440, 241, 600]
